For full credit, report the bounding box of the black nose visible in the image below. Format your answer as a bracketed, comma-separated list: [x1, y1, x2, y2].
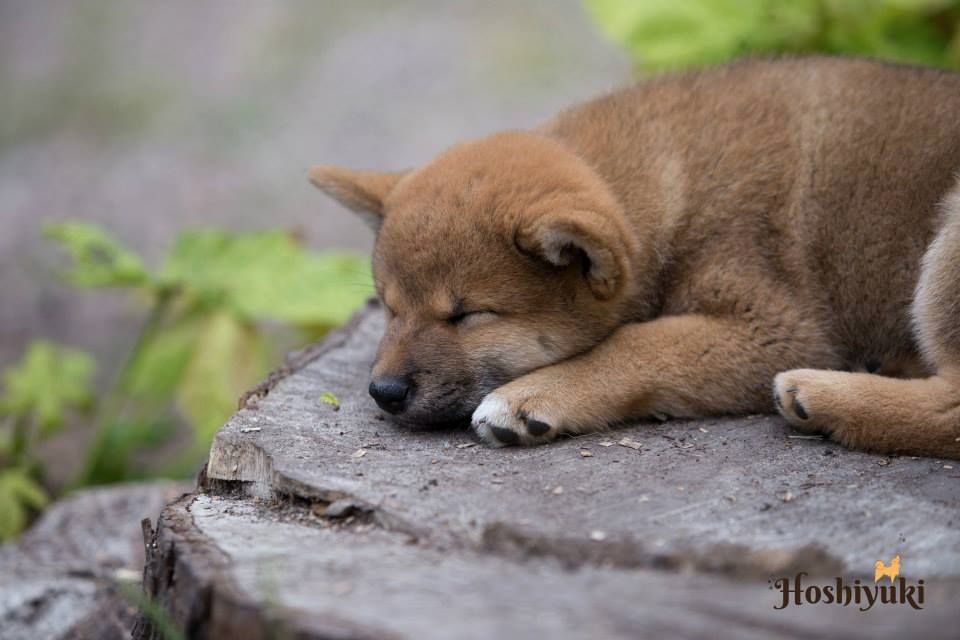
[369, 375, 412, 414]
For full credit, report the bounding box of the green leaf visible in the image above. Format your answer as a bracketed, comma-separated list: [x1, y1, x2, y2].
[176, 310, 267, 448]
[158, 230, 372, 329]
[0, 467, 49, 541]
[584, 0, 960, 71]
[0, 341, 95, 435]
[79, 419, 175, 485]
[116, 581, 186, 640]
[586, 0, 817, 70]
[44, 221, 151, 288]
[122, 312, 201, 403]
[880, 0, 955, 9]
[818, 1, 953, 66]
[319, 391, 340, 411]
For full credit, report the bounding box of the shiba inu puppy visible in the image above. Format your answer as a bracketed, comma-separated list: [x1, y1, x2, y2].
[309, 57, 960, 459]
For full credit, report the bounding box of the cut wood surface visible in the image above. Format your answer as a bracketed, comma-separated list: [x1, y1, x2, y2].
[138, 302, 960, 639]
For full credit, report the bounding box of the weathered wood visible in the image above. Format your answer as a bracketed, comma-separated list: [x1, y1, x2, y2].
[0, 482, 185, 640]
[140, 493, 960, 640]
[139, 303, 960, 638]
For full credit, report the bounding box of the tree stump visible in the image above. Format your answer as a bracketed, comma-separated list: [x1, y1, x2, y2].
[136, 302, 960, 639]
[0, 482, 185, 640]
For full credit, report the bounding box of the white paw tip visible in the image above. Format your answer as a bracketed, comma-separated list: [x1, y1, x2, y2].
[471, 394, 524, 446]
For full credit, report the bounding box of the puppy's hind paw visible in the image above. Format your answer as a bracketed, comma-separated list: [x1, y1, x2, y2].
[471, 393, 557, 447]
[773, 369, 832, 433]
[774, 372, 813, 427]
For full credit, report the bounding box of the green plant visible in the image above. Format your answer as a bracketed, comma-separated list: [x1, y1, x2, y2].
[0, 222, 371, 538]
[585, 0, 960, 72]
[117, 579, 185, 640]
[0, 342, 94, 540]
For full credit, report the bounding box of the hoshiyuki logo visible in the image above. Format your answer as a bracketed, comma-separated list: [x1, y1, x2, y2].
[770, 555, 924, 611]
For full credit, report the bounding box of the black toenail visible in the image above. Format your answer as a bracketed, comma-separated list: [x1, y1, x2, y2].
[793, 400, 809, 420]
[490, 426, 520, 445]
[526, 419, 551, 436]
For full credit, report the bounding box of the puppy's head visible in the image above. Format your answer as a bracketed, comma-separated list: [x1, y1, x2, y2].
[310, 132, 635, 427]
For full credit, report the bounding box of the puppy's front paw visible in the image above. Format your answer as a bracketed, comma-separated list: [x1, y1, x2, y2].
[471, 392, 558, 447]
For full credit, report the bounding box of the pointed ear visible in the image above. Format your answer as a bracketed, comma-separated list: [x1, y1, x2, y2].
[307, 165, 406, 230]
[516, 211, 632, 299]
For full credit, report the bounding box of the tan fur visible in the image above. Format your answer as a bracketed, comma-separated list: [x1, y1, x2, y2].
[310, 57, 960, 459]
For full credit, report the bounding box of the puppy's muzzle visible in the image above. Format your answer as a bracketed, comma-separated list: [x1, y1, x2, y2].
[368, 375, 413, 414]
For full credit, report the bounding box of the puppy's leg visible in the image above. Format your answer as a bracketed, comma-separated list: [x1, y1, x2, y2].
[776, 187, 960, 459]
[472, 312, 833, 446]
[774, 370, 960, 458]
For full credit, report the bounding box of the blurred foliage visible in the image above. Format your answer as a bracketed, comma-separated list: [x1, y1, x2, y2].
[117, 580, 185, 640]
[585, 0, 960, 72]
[0, 342, 94, 540]
[0, 342, 96, 436]
[0, 223, 370, 539]
[0, 468, 49, 542]
[44, 223, 150, 288]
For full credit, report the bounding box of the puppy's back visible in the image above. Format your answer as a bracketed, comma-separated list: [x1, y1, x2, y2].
[545, 57, 960, 363]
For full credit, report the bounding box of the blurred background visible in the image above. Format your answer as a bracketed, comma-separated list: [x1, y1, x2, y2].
[1, 0, 958, 540]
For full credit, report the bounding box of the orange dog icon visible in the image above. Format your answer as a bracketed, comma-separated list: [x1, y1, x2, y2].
[874, 555, 901, 583]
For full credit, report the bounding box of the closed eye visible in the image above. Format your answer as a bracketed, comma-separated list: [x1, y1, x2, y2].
[447, 309, 496, 325]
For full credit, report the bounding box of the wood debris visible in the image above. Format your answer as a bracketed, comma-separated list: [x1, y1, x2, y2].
[319, 391, 341, 411]
[322, 499, 361, 518]
[618, 437, 642, 450]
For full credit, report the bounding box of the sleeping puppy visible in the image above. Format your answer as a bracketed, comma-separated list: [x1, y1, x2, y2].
[309, 56, 960, 459]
